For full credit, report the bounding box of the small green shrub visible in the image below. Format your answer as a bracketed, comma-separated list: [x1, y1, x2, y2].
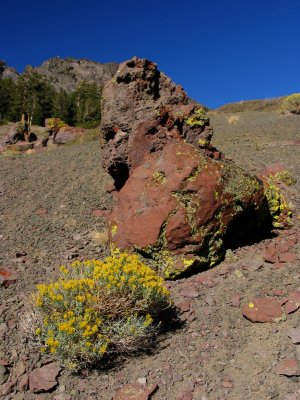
[185, 107, 209, 127]
[273, 169, 297, 186]
[32, 251, 170, 370]
[282, 93, 300, 114]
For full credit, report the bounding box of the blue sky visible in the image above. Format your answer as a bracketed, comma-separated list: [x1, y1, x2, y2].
[1, 0, 300, 108]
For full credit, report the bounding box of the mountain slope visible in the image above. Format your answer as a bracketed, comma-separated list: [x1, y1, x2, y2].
[33, 57, 119, 91]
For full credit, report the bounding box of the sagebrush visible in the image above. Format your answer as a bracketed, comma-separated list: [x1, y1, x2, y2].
[32, 251, 171, 370]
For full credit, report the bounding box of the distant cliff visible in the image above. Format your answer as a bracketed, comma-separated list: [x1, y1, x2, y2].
[0, 57, 119, 91]
[33, 57, 119, 91]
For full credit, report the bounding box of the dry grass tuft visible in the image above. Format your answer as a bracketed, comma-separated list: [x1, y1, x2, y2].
[227, 115, 240, 125]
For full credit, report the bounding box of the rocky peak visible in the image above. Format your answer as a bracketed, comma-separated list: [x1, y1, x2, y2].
[0, 62, 19, 81]
[33, 57, 119, 91]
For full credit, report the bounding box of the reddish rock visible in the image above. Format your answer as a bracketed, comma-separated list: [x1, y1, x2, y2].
[0, 268, 17, 288]
[230, 294, 241, 307]
[260, 163, 285, 178]
[285, 291, 300, 314]
[178, 301, 191, 313]
[29, 363, 61, 393]
[242, 298, 283, 323]
[274, 359, 300, 376]
[113, 383, 158, 400]
[277, 239, 296, 253]
[102, 57, 271, 278]
[285, 301, 299, 314]
[195, 275, 215, 286]
[181, 285, 200, 298]
[18, 374, 29, 391]
[279, 252, 298, 263]
[262, 242, 279, 263]
[290, 291, 300, 303]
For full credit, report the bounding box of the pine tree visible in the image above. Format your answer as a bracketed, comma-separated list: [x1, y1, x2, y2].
[0, 77, 16, 121]
[14, 67, 55, 125]
[75, 81, 101, 126]
[52, 89, 77, 125]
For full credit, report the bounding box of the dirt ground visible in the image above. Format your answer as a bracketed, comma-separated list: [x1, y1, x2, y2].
[0, 111, 299, 400]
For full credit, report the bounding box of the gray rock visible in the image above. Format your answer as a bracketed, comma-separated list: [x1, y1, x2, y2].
[0, 364, 9, 385]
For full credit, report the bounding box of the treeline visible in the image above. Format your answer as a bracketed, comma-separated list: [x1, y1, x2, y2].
[0, 64, 102, 128]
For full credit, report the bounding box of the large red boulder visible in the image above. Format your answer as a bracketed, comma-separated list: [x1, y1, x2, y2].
[101, 57, 271, 278]
[101, 57, 214, 190]
[109, 140, 267, 278]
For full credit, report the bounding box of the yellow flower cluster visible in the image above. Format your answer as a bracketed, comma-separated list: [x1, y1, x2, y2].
[32, 251, 170, 369]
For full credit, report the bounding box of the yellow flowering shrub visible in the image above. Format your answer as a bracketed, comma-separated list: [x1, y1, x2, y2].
[32, 251, 170, 369]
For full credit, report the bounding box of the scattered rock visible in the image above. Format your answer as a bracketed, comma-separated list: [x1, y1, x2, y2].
[274, 359, 300, 376]
[242, 298, 284, 323]
[285, 292, 300, 314]
[222, 377, 234, 388]
[137, 377, 147, 385]
[177, 301, 191, 313]
[242, 255, 264, 271]
[180, 391, 194, 400]
[279, 252, 298, 263]
[277, 238, 296, 253]
[181, 285, 200, 298]
[287, 328, 300, 344]
[0, 322, 8, 339]
[29, 363, 61, 393]
[286, 301, 299, 315]
[230, 294, 241, 307]
[18, 374, 29, 391]
[0, 268, 17, 287]
[262, 242, 278, 264]
[0, 364, 9, 385]
[113, 383, 158, 400]
[204, 294, 216, 306]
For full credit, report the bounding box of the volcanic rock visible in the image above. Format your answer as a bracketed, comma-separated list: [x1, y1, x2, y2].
[242, 298, 284, 323]
[113, 383, 158, 400]
[101, 57, 271, 278]
[29, 363, 61, 393]
[274, 359, 300, 376]
[101, 57, 214, 191]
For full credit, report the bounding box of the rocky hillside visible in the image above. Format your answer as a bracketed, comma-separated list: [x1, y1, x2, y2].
[0, 65, 19, 81]
[0, 57, 119, 92]
[33, 57, 119, 91]
[215, 96, 287, 113]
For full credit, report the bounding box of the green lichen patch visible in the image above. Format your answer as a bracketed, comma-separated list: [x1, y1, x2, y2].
[264, 178, 292, 228]
[222, 163, 261, 202]
[151, 170, 167, 185]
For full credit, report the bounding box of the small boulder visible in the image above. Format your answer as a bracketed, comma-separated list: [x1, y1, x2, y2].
[274, 359, 300, 376]
[29, 363, 61, 393]
[0, 365, 9, 385]
[113, 383, 158, 400]
[242, 298, 284, 323]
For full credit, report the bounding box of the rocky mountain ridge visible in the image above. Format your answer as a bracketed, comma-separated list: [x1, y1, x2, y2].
[0, 57, 119, 91]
